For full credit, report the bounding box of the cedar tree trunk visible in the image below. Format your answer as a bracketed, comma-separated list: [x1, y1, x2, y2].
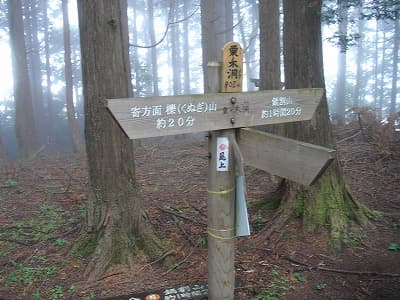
[76, 0, 167, 280]
[8, 0, 38, 159]
[263, 0, 372, 253]
[63, 0, 84, 154]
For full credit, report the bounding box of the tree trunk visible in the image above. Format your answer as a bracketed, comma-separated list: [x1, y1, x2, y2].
[373, 21, 380, 117]
[8, 0, 38, 160]
[63, 0, 84, 154]
[147, 0, 159, 96]
[170, 0, 181, 95]
[245, 0, 260, 91]
[391, 15, 399, 116]
[334, 0, 348, 125]
[259, 0, 280, 91]
[42, 0, 55, 146]
[25, 0, 46, 147]
[76, 0, 168, 280]
[378, 27, 386, 120]
[0, 126, 8, 168]
[182, 0, 191, 94]
[266, 0, 371, 253]
[354, 6, 365, 108]
[201, 0, 233, 90]
[235, 0, 251, 90]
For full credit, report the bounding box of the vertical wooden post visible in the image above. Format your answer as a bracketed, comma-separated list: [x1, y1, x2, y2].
[207, 62, 236, 300]
[207, 42, 243, 299]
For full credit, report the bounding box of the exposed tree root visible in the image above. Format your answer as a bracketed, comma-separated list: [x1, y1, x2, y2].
[256, 165, 375, 254]
[73, 209, 174, 282]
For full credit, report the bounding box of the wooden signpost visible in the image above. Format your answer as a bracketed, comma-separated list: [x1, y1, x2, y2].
[106, 88, 324, 140]
[106, 42, 335, 300]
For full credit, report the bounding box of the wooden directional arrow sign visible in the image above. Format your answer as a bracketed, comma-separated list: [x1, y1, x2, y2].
[237, 128, 336, 186]
[105, 88, 324, 140]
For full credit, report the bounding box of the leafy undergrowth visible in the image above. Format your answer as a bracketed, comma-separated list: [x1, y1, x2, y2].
[0, 122, 399, 299]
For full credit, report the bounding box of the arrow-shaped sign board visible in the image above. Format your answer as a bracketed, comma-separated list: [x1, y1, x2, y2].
[237, 128, 336, 186]
[105, 88, 324, 140]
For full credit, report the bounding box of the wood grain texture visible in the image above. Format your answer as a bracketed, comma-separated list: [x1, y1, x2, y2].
[221, 41, 243, 92]
[207, 129, 236, 300]
[237, 128, 336, 185]
[106, 88, 324, 140]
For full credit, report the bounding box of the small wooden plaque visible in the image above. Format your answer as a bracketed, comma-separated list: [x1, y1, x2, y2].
[221, 42, 243, 93]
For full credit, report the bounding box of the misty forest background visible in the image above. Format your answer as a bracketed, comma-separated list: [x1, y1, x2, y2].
[0, 0, 399, 161]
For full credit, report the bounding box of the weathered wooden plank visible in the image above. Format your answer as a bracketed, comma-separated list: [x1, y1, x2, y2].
[237, 128, 335, 185]
[105, 88, 324, 140]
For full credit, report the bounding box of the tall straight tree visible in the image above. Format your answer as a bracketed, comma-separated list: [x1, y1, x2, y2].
[354, 5, 365, 108]
[0, 124, 8, 167]
[147, 0, 159, 96]
[25, 0, 46, 146]
[391, 15, 399, 116]
[8, 0, 38, 159]
[76, 0, 167, 279]
[335, 0, 348, 125]
[42, 0, 55, 145]
[200, 0, 233, 90]
[259, 0, 280, 91]
[170, 0, 182, 95]
[182, 0, 191, 94]
[259, 0, 371, 253]
[62, 0, 84, 153]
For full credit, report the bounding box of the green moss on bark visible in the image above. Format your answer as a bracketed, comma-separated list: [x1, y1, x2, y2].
[71, 232, 98, 258]
[293, 192, 304, 218]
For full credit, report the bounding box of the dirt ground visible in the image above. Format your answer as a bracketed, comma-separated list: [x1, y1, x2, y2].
[0, 123, 399, 300]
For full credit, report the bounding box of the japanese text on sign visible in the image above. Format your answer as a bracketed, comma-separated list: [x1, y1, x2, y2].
[261, 96, 302, 119]
[216, 137, 229, 171]
[163, 284, 208, 300]
[221, 42, 243, 93]
[130, 101, 217, 131]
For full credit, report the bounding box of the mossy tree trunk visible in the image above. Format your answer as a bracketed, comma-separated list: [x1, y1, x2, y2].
[260, 0, 372, 253]
[76, 0, 167, 280]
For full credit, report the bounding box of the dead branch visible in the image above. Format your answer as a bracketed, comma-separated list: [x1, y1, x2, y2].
[129, 8, 198, 49]
[285, 256, 400, 277]
[172, 216, 196, 247]
[162, 248, 195, 276]
[158, 206, 207, 226]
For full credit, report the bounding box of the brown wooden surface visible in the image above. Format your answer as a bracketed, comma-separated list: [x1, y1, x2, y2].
[221, 41, 243, 92]
[106, 88, 324, 140]
[237, 128, 336, 185]
[207, 129, 236, 300]
[206, 61, 235, 300]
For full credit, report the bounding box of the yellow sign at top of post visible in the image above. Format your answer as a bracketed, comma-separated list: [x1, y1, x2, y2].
[221, 42, 243, 93]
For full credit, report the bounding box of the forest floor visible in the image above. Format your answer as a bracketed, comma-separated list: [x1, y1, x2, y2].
[0, 121, 399, 300]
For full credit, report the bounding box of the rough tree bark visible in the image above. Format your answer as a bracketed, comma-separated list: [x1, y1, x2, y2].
[259, 0, 372, 253]
[259, 0, 280, 91]
[0, 131, 8, 168]
[8, 0, 38, 160]
[200, 0, 233, 90]
[76, 0, 168, 280]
